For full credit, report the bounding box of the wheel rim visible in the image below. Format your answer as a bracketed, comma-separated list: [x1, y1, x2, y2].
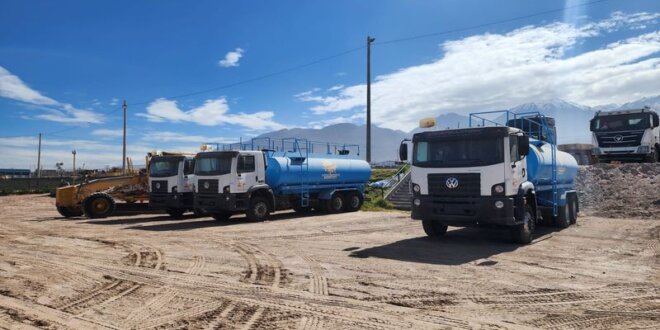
[255, 202, 268, 218]
[93, 199, 109, 213]
[332, 196, 343, 211]
[351, 196, 360, 208]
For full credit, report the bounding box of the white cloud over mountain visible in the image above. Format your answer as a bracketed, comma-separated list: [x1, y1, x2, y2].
[297, 12, 660, 131]
[0, 66, 103, 124]
[138, 97, 286, 131]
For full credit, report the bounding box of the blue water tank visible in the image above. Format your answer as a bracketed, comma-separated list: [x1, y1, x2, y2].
[526, 142, 578, 186]
[265, 156, 371, 189]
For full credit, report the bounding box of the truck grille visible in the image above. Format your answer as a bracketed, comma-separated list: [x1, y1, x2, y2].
[595, 130, 644, 148]
[151, 180, 168, 193]
[197, 179, 219, 193]
[427, 173, 480, 197]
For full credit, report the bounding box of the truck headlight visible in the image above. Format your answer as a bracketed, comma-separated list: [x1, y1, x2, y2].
[171, 186, 178, 193]
[494, 201, 504, 209]
[491, 183, 505, 195]
[413, 198, 421, 206]
[412, 184, 420, 194]
[637, 146, 650, 153]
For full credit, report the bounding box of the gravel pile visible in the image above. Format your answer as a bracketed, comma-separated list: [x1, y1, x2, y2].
[575, 163, 659, 219]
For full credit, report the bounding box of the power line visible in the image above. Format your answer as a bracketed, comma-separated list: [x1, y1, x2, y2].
[375, 0, 612, 46]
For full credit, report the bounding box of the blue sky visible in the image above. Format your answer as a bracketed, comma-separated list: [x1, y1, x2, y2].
[0, 0, 658, 169]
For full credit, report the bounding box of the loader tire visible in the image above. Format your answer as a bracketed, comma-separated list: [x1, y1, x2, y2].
[422, 219, 448, 239]
[57, 206, 83, 218]
[511, 204, 535, 244]
[83, 192, 116, 218]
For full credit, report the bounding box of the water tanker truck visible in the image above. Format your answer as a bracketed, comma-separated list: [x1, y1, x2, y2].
[399, 111, 579, 244]
[193, 138, 371, 221]
[147, 151, 196, 218]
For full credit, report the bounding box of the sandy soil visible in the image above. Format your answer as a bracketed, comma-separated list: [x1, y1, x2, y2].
[0, 194, 658, 330]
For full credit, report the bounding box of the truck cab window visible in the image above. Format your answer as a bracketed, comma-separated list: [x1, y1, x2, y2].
[183, 159, 195, 175]
[237, 155, 255, 173]
[509, 136, 519, 163]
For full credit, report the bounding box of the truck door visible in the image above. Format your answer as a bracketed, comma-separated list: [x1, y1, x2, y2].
[509, 135, 526, 193]
[235, 154, 257, 193]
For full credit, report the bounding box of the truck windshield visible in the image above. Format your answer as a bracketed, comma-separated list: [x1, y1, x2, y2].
[149, 159, 180, 177]
[413, 138, 504, 167]
[592, 113, 650, 131]
[195, 156, 233, 175]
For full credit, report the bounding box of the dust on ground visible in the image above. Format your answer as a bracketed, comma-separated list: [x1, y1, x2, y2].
[576, 163, 660, 219]
[0, 194, 658, 329]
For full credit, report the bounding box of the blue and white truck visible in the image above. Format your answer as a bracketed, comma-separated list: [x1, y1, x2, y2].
[193, 138, 371, 221]
[399, 111, 579, 244]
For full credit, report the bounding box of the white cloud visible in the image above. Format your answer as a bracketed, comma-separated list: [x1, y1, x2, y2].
[144, 131, 233, 144]
[0, 66, 103, 124]
[297, 12, 660, 131]
[308, 112, 365, 129]
[92, 129, 125, 138]
[110, 98, 119, 106]
[137, 97, 286, 131]
[218, 48, 245, 67]
[328, 85, 344, 92]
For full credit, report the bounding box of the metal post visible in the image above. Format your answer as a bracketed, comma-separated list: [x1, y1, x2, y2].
[36, 133, 42, 178]
[366, 36, 375, 164]
[72, 150, 77, 184]
[122, 100, 127, 175]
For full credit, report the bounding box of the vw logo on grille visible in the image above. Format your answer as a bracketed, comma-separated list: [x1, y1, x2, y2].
[155, 182, 161, 189]
[445, 177, 459, 189]
[614, 135, 623, 142]
[203, 181, 210, 189]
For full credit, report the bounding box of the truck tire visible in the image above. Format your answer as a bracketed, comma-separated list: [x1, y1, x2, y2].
[568, 194, 578, 225]
[212, 212, 231, 222]
[57, 206, 83, 218]
[167, 208, 185, 219]
[247, 197, 270, 221]
[554, 202, 571, 229]
[82, 192, 116, 218]
[422, 219, 448, 239]
[511, 204, 535, 244]
[345, 192, 363, 212]
[324, 193, 345, 213]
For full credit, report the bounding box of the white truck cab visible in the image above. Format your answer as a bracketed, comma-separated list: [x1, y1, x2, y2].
[590, 107, 660, 163]
[148, 154, 196, 218]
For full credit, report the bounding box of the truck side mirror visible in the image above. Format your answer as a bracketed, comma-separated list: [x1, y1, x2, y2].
[589, 118, 596, 131]
[518, 135, 530, 156]
[653, 113, 659, 128]
[399, 142, 408, 162]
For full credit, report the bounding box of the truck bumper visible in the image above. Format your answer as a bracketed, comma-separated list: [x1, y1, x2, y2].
[194, 193, 245, 213]
[149, 192, 193, 210]
[594, 146, 650, 161]
[411, 196, 518, 227]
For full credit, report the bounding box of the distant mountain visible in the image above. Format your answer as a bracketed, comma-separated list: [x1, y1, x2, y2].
[257, 123, 408, 163]
[256, 96, 659, 162]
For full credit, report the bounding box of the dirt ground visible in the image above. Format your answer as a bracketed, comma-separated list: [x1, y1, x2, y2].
[0, 194, 658, 330]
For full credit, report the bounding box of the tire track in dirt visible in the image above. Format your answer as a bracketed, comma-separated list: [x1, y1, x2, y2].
[259, 223, 417, 241]
[297, 252, 329, 296]
[232, 242, 282, 288]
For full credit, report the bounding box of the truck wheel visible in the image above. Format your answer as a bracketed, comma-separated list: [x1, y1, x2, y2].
[511, 205, 535, 244]
[247, 197, 270, 221]
[57, 206, 83, 218]
[555, 203, 571, 229]
[83, 192, 116, 218]
[324, 193, 345, 213]
[568, 195, 578, 225]
[167, 208, 185, 219]
[344, 192, 363, 212]
[212, 212, 231, 222]
[422, 219, 448, 239]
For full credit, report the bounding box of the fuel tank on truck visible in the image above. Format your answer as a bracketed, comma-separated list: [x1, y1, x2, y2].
[265, 156, 371, 188]
[526, 141, 579, 186]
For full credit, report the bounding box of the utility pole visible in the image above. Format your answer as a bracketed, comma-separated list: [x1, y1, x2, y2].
[72, 150, 77, 184]
[122, 99, 127, 175]
[36, 133, 42, 178]
[366, 36, 375, 164]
